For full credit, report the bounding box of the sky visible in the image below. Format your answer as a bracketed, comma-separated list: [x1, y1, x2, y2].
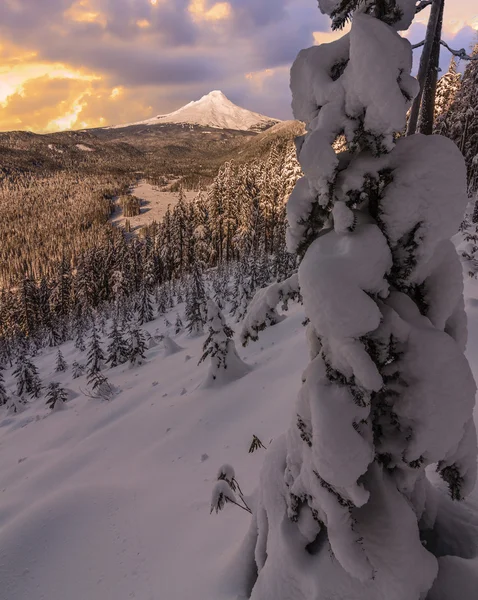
[0, 0, 476, 133]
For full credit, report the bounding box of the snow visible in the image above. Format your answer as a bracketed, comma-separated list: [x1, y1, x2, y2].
[0, 303, 307, 600]
[76, 144, 94, 152]
[1, 275, 478, 599]
[111, 181, 196, 231]
[108, 91, 279, 132]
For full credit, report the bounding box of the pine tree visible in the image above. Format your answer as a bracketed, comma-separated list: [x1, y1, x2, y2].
[185, 263, 206, 336]
[199, 300, 249, 386]
[106, 319, 129, 368]
[234, 3, 477, 598]
[136, 280, 154, 325]
[86, 324, 105, 384]
[434, 57, 461, 136]
[128, 325, 147, 366]
[55, 349, 68, 372]
[0, 365, 9, 406]
[45, 382, 67, 410]
[72, 361, 85, 379]
[13, 354, 42, 399]
[175, 313, 183, 335]
[442, 44, 478, 193]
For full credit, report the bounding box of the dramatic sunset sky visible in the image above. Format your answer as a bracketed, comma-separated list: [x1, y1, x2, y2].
[0, 0, 476, 132]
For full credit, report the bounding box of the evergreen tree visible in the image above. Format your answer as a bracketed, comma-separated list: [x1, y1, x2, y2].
[434, 57, 461, 136]
[442, 44, 478, 193]
[13, 354, 42, 399]
[234, 3, 477, 598]
[185, 264, 206, 336]
[106, 319, 130, 368]
[0, 365, 9, 406]
[199, 300, 249, 386]
[136, 280, 154, 325]
[45, 382, 67, 410]
[175, 313, 183, 335]
[55, 349, 68, 372]
[128, 324, 147, 366]
[72, 361, 85, 379]
[86, 324, 105, 385]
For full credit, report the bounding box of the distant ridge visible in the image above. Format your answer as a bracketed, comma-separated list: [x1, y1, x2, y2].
[108, 90, 280, 132]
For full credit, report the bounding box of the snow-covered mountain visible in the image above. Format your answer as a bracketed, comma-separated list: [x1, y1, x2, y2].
[109, 90, 280, 132]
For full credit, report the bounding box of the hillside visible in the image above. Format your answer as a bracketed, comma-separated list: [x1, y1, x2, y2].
[1, 272, 478, 600]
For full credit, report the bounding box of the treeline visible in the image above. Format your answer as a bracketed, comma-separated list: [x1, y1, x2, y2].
[0, 141, 301, 363]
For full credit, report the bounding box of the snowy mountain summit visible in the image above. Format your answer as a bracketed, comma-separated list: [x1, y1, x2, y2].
[110, 91, 280, 132]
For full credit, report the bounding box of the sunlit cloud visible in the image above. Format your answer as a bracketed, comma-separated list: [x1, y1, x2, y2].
[65, 0, 107, 26]
[136, 19, 151, 28]
[189, 0, 231, 22]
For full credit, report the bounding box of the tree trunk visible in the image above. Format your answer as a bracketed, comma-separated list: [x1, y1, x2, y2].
[407, 0, 445, 136]
[418, 0, 444, 134]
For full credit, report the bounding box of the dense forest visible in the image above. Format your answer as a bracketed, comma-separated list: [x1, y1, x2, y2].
[1, 49, 478, 373]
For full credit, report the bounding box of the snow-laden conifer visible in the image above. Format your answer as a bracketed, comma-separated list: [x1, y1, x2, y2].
[128, 324, 147, 366]
[55, 349, 68, 373]
[0, 365, 9, 406]
[13, 354, 42, 399]
[106, 319, 129, 368]
[86, 324, 105, 382]
[46, 382, 67, 411]
[185, 264, 206, 336]
[232, 2, 477, 599]
[72, 361, 85, 379]
[199, 299, 249, 387]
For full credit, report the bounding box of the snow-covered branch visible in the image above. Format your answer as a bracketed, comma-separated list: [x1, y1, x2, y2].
[240, 273, 300, 346]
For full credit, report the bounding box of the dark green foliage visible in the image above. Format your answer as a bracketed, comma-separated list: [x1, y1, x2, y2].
[248, 435, 267, 454]
[55, 349, 68, 373]
[86, 325, 105, 384]
[46, 381, 68, 410]
[13, 355, 42, 399]
[0, 366, 9, 406]
[106, 319, 129, 368]
[128, 325, 147, 366]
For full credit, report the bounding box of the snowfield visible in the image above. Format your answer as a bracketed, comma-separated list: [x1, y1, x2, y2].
[111, 181, 197, 231]
[0, 302, 307, 600]
[2, 280, 478, 600]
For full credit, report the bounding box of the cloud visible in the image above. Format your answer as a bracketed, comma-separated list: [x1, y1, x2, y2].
[0, 0, 476, 131]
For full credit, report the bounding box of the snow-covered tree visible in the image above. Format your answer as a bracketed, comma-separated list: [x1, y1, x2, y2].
[106, 319, 129, 368]
[174, 313, 183, 335]
[185, 264, 206, 336]
[434, 57, 461, 136]
[86, 324, 105, 382]
[45, 382, 67, 411]
[0, 365, 9, 406]
[55, 349, 68, 373]
[199, 299, 249, 386]
[136, 280, 154, 325]
[232, 3, 477, 599]
[72, 361, 85, 379]
[128, 324, 147, 366]
[13, 354, 42, 399]
[442, 44, 478, 193]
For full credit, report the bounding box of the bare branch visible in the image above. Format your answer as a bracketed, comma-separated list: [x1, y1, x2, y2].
[411, 39, 478, 61]
[415, 1, 433, 14]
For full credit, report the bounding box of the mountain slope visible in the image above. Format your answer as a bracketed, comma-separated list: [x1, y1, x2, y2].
[108, 90, 280, 132]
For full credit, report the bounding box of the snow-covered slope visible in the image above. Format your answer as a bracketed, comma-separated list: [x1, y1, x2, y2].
[109, 90, 280, 132]
[1, 285, 478, 600]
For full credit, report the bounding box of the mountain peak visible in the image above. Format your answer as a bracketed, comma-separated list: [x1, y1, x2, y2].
[108, 91, 280, 132]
